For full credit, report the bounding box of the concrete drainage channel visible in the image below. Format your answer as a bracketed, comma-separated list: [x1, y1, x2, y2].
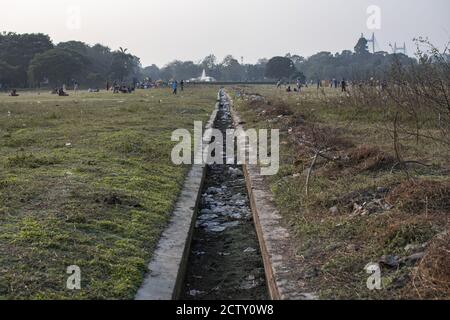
[181, 91, 268, 300]
[136, 89, 311, 301]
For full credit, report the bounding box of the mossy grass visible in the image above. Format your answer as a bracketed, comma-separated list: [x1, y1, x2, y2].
[0, 86, 218, 299]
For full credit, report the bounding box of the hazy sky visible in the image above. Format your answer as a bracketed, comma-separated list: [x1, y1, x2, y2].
[1, 0, 449, 67]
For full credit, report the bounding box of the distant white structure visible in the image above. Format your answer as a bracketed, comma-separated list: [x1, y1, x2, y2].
[189, 69, 216, 82]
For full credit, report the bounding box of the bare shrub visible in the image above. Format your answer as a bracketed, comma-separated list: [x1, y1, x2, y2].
[387, 39, 450, 150]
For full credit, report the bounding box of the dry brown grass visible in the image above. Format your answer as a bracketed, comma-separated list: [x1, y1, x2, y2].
[233, 85, 449, 299]
[409, 232, 450, 299]
[346, 145, 396, 172]
[386, 180, 450, 214]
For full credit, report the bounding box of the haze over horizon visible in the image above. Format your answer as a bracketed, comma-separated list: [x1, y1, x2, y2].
[1, 0, 449, 67]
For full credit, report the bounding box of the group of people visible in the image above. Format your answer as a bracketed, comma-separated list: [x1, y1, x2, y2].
[315, 79, 347, 92]
[4, 78, 190, 97]
[51, 81, 80, 96]
[279, 78, 306, 93]
[51, 87, 69, 96]
[1, 83, 19, 96]
[107, 79, 185, 95]
[136, 80, 157, 89]
[48, 79, 180, 95]
[279, 78, 349, 93]
[171, 80, 185, 95]
[325, 78, 349, 90]
[105, 81, 136, 94]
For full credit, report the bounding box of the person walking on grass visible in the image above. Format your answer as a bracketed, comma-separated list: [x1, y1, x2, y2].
[341, 78, 347, 93]
[276, 79, 282, 88]
[172, 80, 178, 95]
[296, 78, 302, 93]
[180, 80, 184, 91]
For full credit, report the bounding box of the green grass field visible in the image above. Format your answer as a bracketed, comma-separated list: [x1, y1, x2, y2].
[232, 85, 449, 299]
[0, 86, 218, 299]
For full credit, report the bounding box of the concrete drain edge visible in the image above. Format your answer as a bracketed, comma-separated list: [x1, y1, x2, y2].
[135, 100, 219, 300]
[228, 92, 318, 301]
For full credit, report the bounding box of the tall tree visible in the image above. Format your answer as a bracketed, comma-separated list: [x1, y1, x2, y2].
[246, 61, 267, 81]
[28, 48, 89, 86]
[0, 60, 20, 86]
[220, 55, 244, 81]
[265, 56, 297, 80]
[355, 36, 369, 55]
[86, 44, 113, 83]
[110, 48, 139, 82]
[202, 54, 217, 70]
[57, 41, 89, 55]
[160, 60, 202, 80]
[0, 32, 53, 86]
[286, 53, 305, 65]
[142, 64, 160, 81]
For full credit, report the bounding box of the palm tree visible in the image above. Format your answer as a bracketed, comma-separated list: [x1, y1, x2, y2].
[111, 48, 133, 82]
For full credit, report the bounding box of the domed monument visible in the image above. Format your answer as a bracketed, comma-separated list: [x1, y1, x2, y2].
[190, 69, 216, 82]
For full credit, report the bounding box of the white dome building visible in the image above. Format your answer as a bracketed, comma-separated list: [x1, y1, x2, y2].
[190, 69, 216, 82]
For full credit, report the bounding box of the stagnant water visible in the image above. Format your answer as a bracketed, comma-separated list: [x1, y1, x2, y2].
[181, 91, 268, 300]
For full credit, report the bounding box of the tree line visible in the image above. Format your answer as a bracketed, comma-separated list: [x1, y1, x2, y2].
[0, 32, 420, 88]
[0, 32, 141, 88]
[137, 36, 418, 84]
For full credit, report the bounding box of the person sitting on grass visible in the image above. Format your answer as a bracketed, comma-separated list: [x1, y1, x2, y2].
[118, 85, 129, 93]
[9, 89, 19, 96]
[58, 87, 69, 96]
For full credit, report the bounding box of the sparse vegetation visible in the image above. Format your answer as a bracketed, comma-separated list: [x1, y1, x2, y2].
[232, 63, 449, 299]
